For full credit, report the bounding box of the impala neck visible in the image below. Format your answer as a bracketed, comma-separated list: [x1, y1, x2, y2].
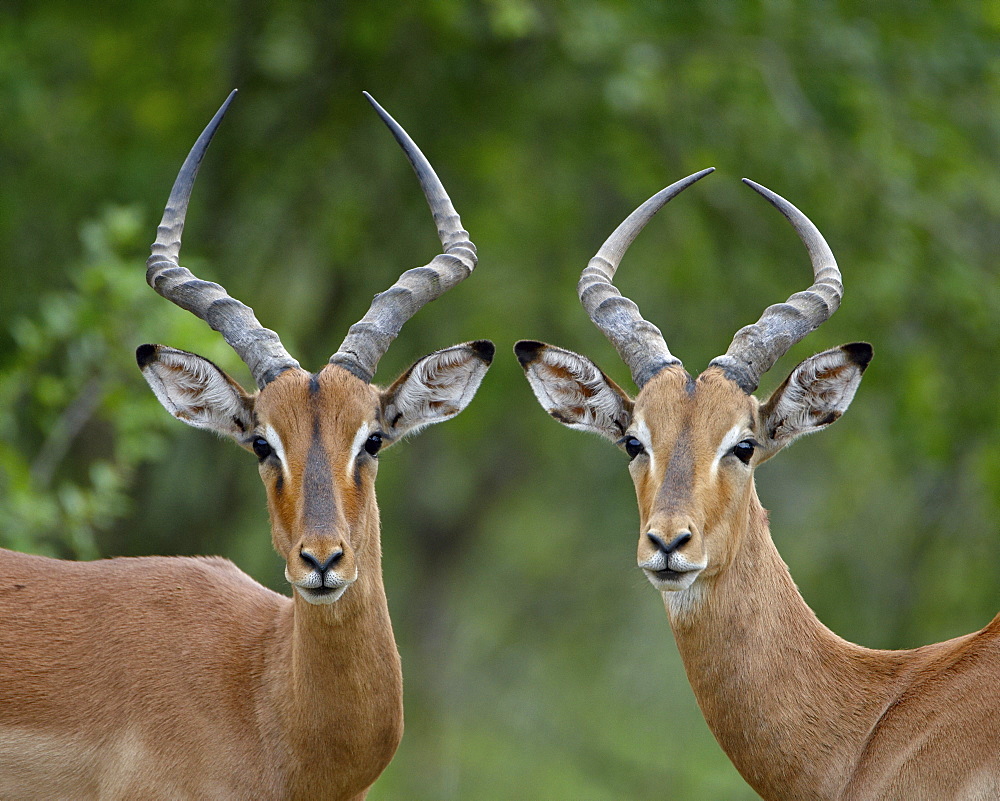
[273, 517, 403, 800]
[664, 496, 909, 800]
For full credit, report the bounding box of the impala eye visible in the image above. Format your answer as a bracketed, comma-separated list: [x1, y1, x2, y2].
[364, 433, 383, 457]
[622, 436, 645, 460]
[733, 439, 757, 465]
[252, 437, 273, 461]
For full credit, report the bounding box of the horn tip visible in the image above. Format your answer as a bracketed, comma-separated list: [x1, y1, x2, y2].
[741, 178, 793, 213]
[677, 167, 715, 190]
[362, 91, 389, 119]
[741, 177, 808, 223]
[213, 89, 238, 122]
[741, 177, 771, 196]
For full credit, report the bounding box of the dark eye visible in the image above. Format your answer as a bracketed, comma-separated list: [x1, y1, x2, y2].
[252, 437, 273, 461]
[364, 433, 383, 457]
[623, 436, 645, 460]
[732, 439, 756, 465]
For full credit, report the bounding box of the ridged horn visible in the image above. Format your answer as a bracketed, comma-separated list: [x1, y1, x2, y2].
[329, 92, 477, 383]
[709, 179, 843, 394]
[146, 90, 300, 389]
[579, 168, 714, 388]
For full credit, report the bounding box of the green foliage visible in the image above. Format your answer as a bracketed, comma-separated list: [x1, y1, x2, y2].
[0, 207, 223, 557]
[1, 2, 998, 798]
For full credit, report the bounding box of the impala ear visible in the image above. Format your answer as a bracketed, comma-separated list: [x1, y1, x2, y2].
[514, 340, 633, 441]
[379, 340, 494, 440]
[137, 344, 256, 439]
[758, 342, 873, 461]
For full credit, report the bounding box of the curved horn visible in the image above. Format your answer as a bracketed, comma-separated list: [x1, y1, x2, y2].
[579, 168, 714, 388]
[329, 92, 477, 383]
[708, 179, 843, 394]
[146, 90, 300, 389]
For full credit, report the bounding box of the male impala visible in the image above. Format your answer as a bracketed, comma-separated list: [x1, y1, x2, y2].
[516, 169, 1000, 800]
[0, 92, 493, 800]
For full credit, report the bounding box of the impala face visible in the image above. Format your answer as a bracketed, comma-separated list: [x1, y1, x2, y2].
[138, 90, 493, 608]
[515, 343, 757, 593]
[516, 169, 868, 597]
[255, 368, 379, 605]
[518, 339, 871, 594]
[140, 341, 494, 605]
[626, 367, 759, 591]
[254, 354, 495, 604]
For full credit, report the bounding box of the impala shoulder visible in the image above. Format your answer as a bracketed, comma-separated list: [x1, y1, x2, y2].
[169, 556, 290, 604]
[847, 631, 1000, 797]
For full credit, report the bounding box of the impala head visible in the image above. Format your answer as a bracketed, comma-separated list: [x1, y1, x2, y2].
[516, 170, 871, 593]
[138, 91, 493, 605]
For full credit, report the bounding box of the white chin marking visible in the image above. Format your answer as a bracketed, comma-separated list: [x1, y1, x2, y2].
[294, 584, 350, 605]
[643, 568, 700, 592]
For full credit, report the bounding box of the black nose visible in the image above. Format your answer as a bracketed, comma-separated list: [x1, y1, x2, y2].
[647, 531, 691, 556]
[299, 548, 344, 574]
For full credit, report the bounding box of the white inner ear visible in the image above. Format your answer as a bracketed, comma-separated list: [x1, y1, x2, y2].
[767, 349, 865, 443]
[142, 349, 251, 436]
[524, 349, 628, 440]
[385, 345, 490, 437]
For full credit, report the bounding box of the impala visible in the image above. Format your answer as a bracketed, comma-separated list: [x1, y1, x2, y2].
[516, 169, 1000, 800]
[0, 91, 493, 800]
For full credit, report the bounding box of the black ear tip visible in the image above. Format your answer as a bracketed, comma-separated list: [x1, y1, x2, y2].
[842, 342, 874, 370]
[469, 339, 496, 363]
[513, 340, 545, 366]
[136, 343, 159, 368]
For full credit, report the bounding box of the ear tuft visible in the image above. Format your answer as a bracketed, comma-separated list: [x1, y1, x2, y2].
[469, 339, 496, 364]
[514, 340, 545, 367]
[380, 341, 492, 439]
[136, 343, 159, 369]
[759, 343, 869, 459]
[841, 342, 874, 371]
[139, 345, 255, 439]
[515, 342, 633, 441]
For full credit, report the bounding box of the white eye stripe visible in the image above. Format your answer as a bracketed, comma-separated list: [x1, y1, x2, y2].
[713, 425, 748, 474]
[348, 421, 374, 477]
[262, 424, 291, 482]
[632, 418, 654, 470]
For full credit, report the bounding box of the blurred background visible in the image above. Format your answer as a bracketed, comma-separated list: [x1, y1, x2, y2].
[1, 2, 998, 798]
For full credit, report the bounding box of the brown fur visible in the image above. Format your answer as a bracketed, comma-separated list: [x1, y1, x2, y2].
[636, 367, 1000, 800]
[520, 341, 1000, 800]
[0, 365, 406, 800]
